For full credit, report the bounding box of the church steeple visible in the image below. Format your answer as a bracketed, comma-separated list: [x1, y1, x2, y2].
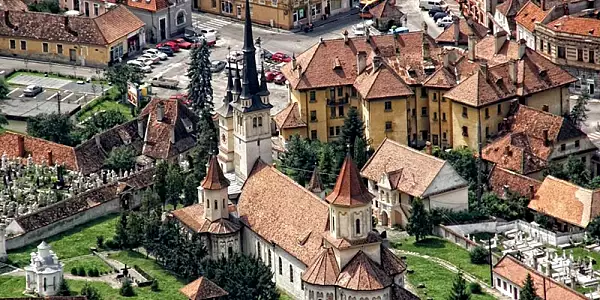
[225, 61, 234, 103]
[233, 61, 242, 96]
[240, 0, 260, 100]
[258, 61, 270, 96]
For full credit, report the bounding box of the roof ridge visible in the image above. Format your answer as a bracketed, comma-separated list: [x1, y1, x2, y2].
[259, 162, 329, 207]
[545, 175, 598, 192]
[383, 137, 447, 163]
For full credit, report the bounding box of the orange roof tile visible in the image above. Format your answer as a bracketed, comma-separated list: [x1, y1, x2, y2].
[307, 165, 325, 194]
[0, 0, 27, 11]
[94, 5, 144, 44]
[514, 1, 550, 32]
[323, 231, 383, 250]
[179, 276, 228, 300]
[493, 255, 588, 300]
[435, 17, 488, 45]
[273, 102, 307, 129]
[201, 156, 230, 190]
[326, 155, 374, 207]
[126, 0, 169, 12]
[302, 248, 340, 286]
[528, 176, 600, 228]
[443, 63, 517, 107]
[545, 15, 600, 38]
[335, 251, 392, 291]
[171, 204, 241, 234]
[353, 63, 413, 100]
[488, 166, 541, 198]
[380, 246, 407, 276]
[422, 66, 457, 89]
[369, 0, 403, 19]
[0, 132, 78, 169]
[237, 161, 329, 265]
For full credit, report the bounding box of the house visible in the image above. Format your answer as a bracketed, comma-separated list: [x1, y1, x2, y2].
[0, 5, 145, 67]
[513, 1, 551, 50]
[493, 254, 588, 300]
[458, 0, 497, 28]
[24, 242, 64, 297]
[487, 165, 541, 199]
[60, 0, 117, 17]
[368, 0, 405, 31]
[528, 176, 600, 232]
[361, 138, 469, 227]
[0, 98, 199, 175]
[482, 105, 596, 180]
[125, 0, 192, 43]
[435, 16, 488, 46]
[492, 0, 526, 38]
[179, 277, 228, 300]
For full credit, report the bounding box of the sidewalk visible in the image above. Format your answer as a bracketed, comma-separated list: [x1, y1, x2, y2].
[0, 56, 103, 79]
[290, 8, 360, 33]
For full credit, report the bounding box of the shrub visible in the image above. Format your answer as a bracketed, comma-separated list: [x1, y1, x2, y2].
[104, 239, 119, 249]
[150, 279, 159, 292]
[120, 280, 135, 297]
[470, 246, 489, 264]
[87, 268, 95, 277]
[70, 267, 77, 276]
[77, 266, 86, 277]
[96, 236, 104, 248]
[469, 282, 482, 294]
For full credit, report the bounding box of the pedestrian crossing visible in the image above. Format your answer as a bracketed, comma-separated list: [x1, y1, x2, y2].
[192, 17, 233, 31]
[588, 131, 600, 143]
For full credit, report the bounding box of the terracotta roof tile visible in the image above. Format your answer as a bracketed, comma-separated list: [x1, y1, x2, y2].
[0, 0, 27, 11]
[302, 248, 340, 285]
[369, 0, 403, 19]
[307, 165, 325, 194]
[273, 102, 307, 129]
[380, 246, 407, 275]
[422, 66, 457, 88]
[528, 176, 600, 228]
[353, 63, 413, 100]
[0, 132, 78, 169]
[237, 161, 329, 265]
[201, 156, 230, 190]
[126, 0, 170, 11]
[515, 1, 550, 32]
[444, 63, 517, 107]
[323, 231, 382, 249]
[326, 155, 374, 207]
[335, 251, 392, 291]
[493, 254, 588, 300]
[391, 285, 420, 300]
[488, 166, 541, 198]
[511, 105, 585, 142]
[545, 15, 600, 38]
[435, 17, 488, 44]
[179, 276, 228, 300]
[171, 204, 241, 234]
[94, 5, 145, 44]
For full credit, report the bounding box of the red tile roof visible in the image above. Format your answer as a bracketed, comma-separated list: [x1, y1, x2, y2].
[422, 65, 457, 89]
[179, 276, 228, 300]
[273, 102, 307, 129]
[326, 155, 374, 207]
[126, 0, 170, 12]
[380, 246, 407, 276]
[237, 161, 329, 265]
[171, 204, 241, 234]
[545, 15, 600, 38]
[488, 166, 541, 198]
[201, 156, 230, 190]
[94, 5, 145, 44]
[514, 1, 550, 32]
[443, 63, 517, 107]
[528, 176, 600, 228]
[307, 165, 325, 194]
[0, 0, 27, 11]
[435, 17, 488, 45]
[493, 255, 588, 300]
[302, 248, 340, 286]
[369, 0, 403, 19]
[335, 251, 392, 291]
[353, 63, 413, 100]
[0, 132, 77, 169]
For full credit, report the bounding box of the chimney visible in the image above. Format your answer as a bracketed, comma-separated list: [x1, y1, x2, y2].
[543, 129, 549, 146]
[357, 51, 367, 74]
[291, 54, 297, 70]
[467, 34, 476, 61]
[494, 31, 507, 54]
[170, 127, 175, 144]
[137, 118, 146, 138]
[453, 16, 460, 45]
[518, 39, 527, 59]
[503, 185, 509, 199]
[541, 0, 545, 10]
[480, 61, 488, 81]
[343, 30, 349, 43]
[422, 21, 428, 32]
[17, 135, 25, 157]
[443, 51, 450, 68]
[46, 150, 53, 166]
[372, 55, 382, 70]
[508, 59, 517, 84]
[156, 102, 164, 122]
[296, 64, 303, 78]
[365, 26, 371, 41]
[425, 141, 432, 155]
[504, 145, 511, 156]
[529, 184, 535, 199]
[545, 261, 552, 276]
[533, 256, 538, 270]
[423, 39, 430, 60]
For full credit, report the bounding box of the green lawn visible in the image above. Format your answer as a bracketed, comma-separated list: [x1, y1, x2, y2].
[393, 236, 491, 283]
[558, 246, 600, 270]
[278, 289, 294, 300]
[406, 256, 497, 300]
[7, 214, 119, 267]
[77, 89, 133, 121]
[63, 256, 115, 276]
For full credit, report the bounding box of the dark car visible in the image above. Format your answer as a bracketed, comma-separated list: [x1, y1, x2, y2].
[433, 12, 448, 22]
[157, 46, 174, 56]
[183, 35, 200, 43]
[428, 6, 444, 16]
[210, 60, 227, 73]
[261, 49, 273, 60]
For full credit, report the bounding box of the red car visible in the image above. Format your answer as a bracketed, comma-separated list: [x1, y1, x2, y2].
[174, 38, 193, 49]
[271, 52, 292, 63]
[169, 93, 191, 106]
[273, 73, 286, 85]
[157, 41, 180, 52]
[265, 70, 281, 82]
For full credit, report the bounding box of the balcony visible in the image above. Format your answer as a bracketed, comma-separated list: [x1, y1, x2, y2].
[327, 97, 349, 106]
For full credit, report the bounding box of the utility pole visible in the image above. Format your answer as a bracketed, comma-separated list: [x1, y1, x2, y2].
[477, 113, 483, 204]
[488, 238, 493, 286]
[56, 91, 61, 115]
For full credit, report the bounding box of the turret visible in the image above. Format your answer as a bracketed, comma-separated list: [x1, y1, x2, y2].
[307, 165, 325, 199]
[201, 156, 231, 221]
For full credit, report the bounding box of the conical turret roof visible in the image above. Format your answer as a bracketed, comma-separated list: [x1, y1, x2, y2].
[201, 155, 230, 190]
[326, 154, 373, 207]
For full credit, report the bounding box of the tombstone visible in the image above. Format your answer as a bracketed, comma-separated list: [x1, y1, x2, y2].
[123, 170, 129, 178]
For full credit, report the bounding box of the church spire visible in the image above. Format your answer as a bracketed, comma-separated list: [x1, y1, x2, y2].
[233, 61, 242, 96]
[240, 0, 260, 99]
[225, 61, 234, 103]
[258, 61, 270, 96]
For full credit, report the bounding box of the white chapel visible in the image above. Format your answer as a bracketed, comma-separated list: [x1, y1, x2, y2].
[24, 241, 64, 296]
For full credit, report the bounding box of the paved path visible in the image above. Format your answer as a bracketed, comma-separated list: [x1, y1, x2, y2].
[394, 249, 510, 299]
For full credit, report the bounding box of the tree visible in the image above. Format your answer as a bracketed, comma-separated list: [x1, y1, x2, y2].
[187, 40, 214, 115]
[103, 146, 135, 172]
[339, 106, 365, 155]
[126, 212, 145, 248]
[203, 254, 279, 300]
[568, 90, 589, 128]
[353, 136, 369, 169]
[432, 147, 480, 187]
[448, 272, 471, 300]
[165, 164, 184, 207]
[28, 0, 60, 13]
[191, 116, 218, 181]
[587, 216, 600, 240]
[469, 246, 489, 264]
[119, 280, 135, 297]
[520, 273, 541, 300]
[114, 212, 129, 249]
[27, 113, 76, 145]
[317, 142, 338, 187]
[544, 156, 592, 188]
[477, 191, 530, 221]
[183, 174, 199, 207]
[407, 198, 431, 242]
[278, 135, 317, 186]
[81, 283, 102, 300]
[79, 110, 127, 140]
[140, 188, 162, 215]
[96, 236, 104, 248]
[56, 278, 71, 296]
[154, 161, 169, 205]
[105, 64, 144, 100]
[0, 78, 9, 99]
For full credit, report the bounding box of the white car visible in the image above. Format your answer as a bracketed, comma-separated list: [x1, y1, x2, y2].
[139, 53, 161, 64]
[136, 57, 156, 67]
[436, 16, 453, 27]
[352, 23, 366, 36]
[227, 50, 244, 63]
[143, 49, 168, 60]
[127, 60, 152, 73]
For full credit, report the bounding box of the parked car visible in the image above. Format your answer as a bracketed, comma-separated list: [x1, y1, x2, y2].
[261, 49, 273, 60]
[136, 57, 155, 66]
[352, 23, 366, 36]
[140, 53, 161, 64]
[174, 38, 193, 49]
[273, 73, 286, 85]
[420, 0, 448, 10]
[199, 28, 219, 38]
[388, 26, 409, 35]
[433, 12, 448, 22]
[436, 16, 453, 27]
[265, 70, 281, 82]
[151, 76, 179, 89]
[271, 52, 292, 63]
[157, 46, 175, 56]
[23, 85, 42, 97]
[210, 60, 227, 73]
[157, 41, 180, 52]
[143, 48, 168, 60]
[127, 60, 152, 72]
[227, 50, 244, 63]
[198, 32, 217, 47]
[428, 6, 445, 16]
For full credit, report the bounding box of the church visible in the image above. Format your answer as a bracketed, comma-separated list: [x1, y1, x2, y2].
[170, 1, 419, 299]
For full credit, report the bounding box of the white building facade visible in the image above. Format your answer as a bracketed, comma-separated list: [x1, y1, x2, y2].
[24, 241, 63, 297]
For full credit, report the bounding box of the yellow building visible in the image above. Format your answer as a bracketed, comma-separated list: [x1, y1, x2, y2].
[279, 30, 575, 151]
[0, 5, 145, 67]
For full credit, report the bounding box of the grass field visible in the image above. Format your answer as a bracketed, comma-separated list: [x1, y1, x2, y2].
[63, 256, 115, 276]
[406, 256, 496, 300]
[7, 214, 119, 267]
[77, 89, 133, 121]
[393, 236, 492, 283]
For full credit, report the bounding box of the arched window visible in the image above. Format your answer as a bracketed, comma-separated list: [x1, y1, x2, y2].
[258, 116, 263, 127]
[176, 11, 186, 26]
[228, 246, 233, 257]
[355, 219, 361, 235]
[53, 276, 56, 291]
[253, 117, 258, 128]
[332, 216, 335, 232]
[223, 199, 226, 208]
[289, 265, 294, 282]
[214, 200, 218, 210]
[43, 278, 47, 291]
[278, 257, 283, 275]
[207, 200, 210, 209]
[256, 241, 261, 259]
